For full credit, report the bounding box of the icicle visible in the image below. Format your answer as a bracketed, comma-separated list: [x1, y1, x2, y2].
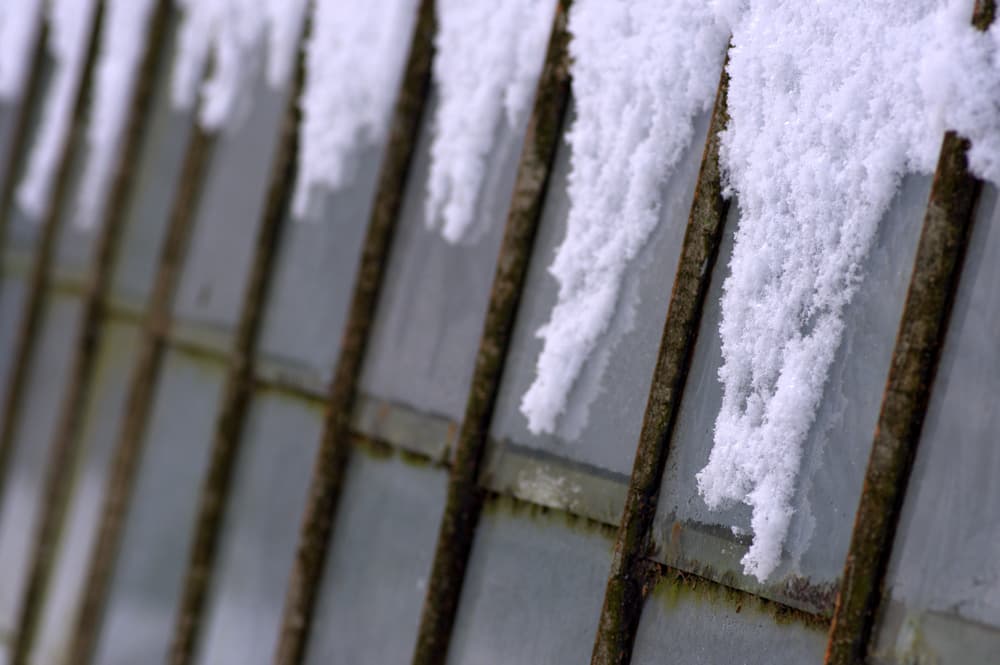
[73, 0, 158, 229]
[15, 0, 99, 221]
[699, 0, 1000, 582]
[519, 0, 728, 436]
[423, 0, 555, 243]
[0, 0, 45, 100]
[290, 0, 420, 221]
[171, 0, 307, 132]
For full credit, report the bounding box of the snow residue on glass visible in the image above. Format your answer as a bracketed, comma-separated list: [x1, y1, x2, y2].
[16, 0, 98, 220]
[519, 0, 728, 435]
[74, 0, 158, 229]
[171, 0, 307, 132]
[290, 0, 420, 221]
[0, 0, 44, 100]
[698, 0, 1000, 582]
[423, 0, 555, 243]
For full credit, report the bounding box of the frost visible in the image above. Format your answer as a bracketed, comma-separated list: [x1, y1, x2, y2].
[698, 0, 1000, 582]
[423, 0, 555, 243]
[74, 0, 158, 229]
[0, 0, 44, 100]
[290, 0, 420, 221]
[15, 0, 98, 220]
[519, 0, 728, 435]
[171, 0, 307, 132]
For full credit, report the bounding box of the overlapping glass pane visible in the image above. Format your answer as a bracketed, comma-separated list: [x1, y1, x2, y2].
[651, 176, 931, 612]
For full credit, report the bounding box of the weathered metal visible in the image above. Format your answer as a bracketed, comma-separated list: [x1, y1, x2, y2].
[166, 21, 308, 665]
[410, 4, 573, 664]
[0, 4, 104, 512]
[272, 2, 436, 662]
[66, 103, 216, 665]
[7, 4, 174, 663]
[590, 65, 732, 665]
[824, 4, 994, 663]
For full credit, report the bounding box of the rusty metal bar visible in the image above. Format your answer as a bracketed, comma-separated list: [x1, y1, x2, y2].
[7, 3, 174, 663]
[66, 116, 216, 665]
[0, 17, 48, 257]
[825, 4, 994, 663]
[272, 3, 436, 663]
[0, 3, 105, 512]
[410, 5, 572, 664]
[589, 66, 731, 665]
[166, 29, 307, 665]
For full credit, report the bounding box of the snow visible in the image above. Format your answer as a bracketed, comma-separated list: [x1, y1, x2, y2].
[74, 0, 158, 229]
[698, 0, 1000, 582]
[423, 0, 555, 243]
[0, 0, 44, 100]
[171, 0, 307, 132]
[290, 0, 420, 221]
[15, 0, 98, 220]
[518, 0, 729, 435]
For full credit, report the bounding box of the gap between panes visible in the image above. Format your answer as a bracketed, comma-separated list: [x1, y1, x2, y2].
[272, 2, 436, 662]
[824, 1, 996, 662]
[410, 2, 572, 663]
[7, 3, 175, 663]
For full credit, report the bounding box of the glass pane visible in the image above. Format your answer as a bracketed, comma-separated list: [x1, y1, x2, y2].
[488, 107, 707, 478]
[357, 88, 515, 423]
[872, 184, 1000, 663]
[631, 573, 826, 664]
[29, 319, 140, 665]
[0, 295, 83, 636]
[108, 14, 192, 313]
[0, 273, 28, 411]
[93, 350, 223, 665]
[53, 11, 184, 284]
[193, 389, 320, 665]
[0, 53, 54, 252]
[171, 72, 289, 350]
[255, 144, 380, 389]
[303, 452, 447, 665]
[445, 499, 612, 665]
[651, 175, 931, 611]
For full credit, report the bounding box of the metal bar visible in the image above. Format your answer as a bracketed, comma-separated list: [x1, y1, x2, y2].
[0, 2, 105, 513]
[589, 65, 731, 665]
[410, 4, 573, 663]
[7, 3, 174, 663]
[824, 4, 994, 663]
[166, 27, 307, 665]
[272, 2, 436, 662]
[66, 121, 216, 665]
[0, 17, 48, 257]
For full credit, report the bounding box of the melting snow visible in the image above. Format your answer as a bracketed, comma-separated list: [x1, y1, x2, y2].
[291, 0, 420, 221]
[518, 0, 728, 435]
[0, 0, 44, 100]
[424, 0, 555, 243]
[699, 0, 1000, 581]
[74, 0, 158, 229]
[16, 0, 98, 220]
[171, 0, 307, 132]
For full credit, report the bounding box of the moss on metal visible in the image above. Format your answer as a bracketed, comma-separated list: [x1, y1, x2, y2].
[410, 5, 573, 664]
[825, 4, 993, 663]
[272, 3, 436, 663]
[7, 5, 175, 664]
[590, 66, 732, 665]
